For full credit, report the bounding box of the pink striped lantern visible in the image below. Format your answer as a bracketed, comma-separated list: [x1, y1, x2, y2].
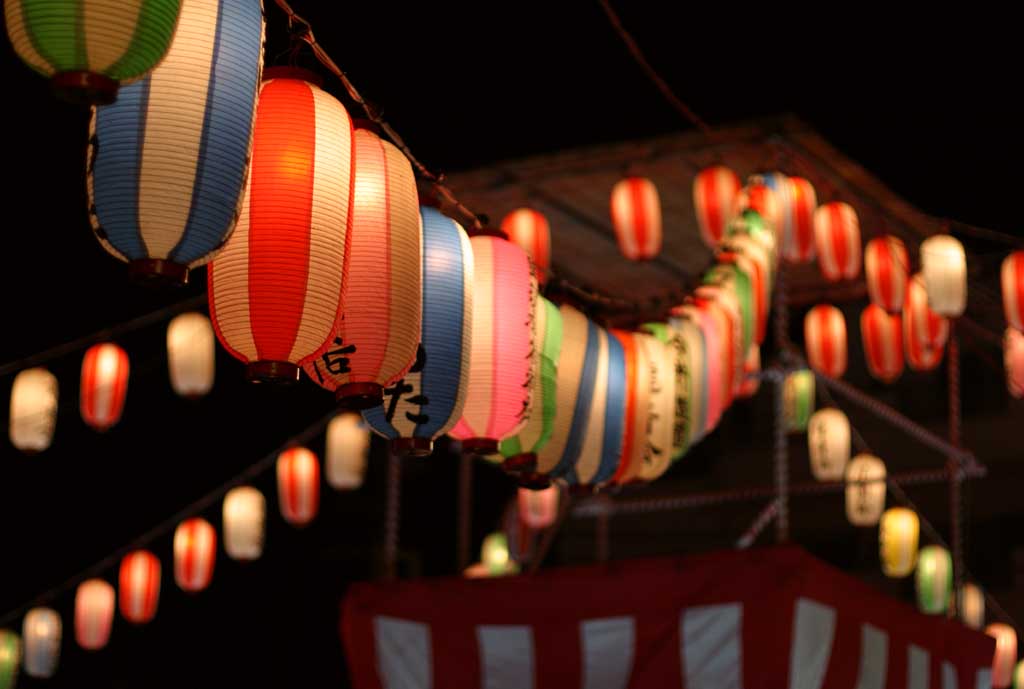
[449, 236, 537, 454]
[517, 485, 559, 530]
[277, 447, 320, 526]
[119, 550, 160, 624]
[1004, 328, 1024, 399]
[723, 235, 772, 345]
[610, 177, 662, 261]
[173, 517, 216, 593]
[694, 287, 743, 399]
[860, 305, 904, 383]
[1001, 251, 1024, 331]
[738, 345, 761, 398]
[677, 304, 724, 430]
[693, 165, 741, 249]
[804, 304, 847, 378]
[734, 182, 781, 236]
[905, 274, 949, 354]
[814, 201, 862, 281]
[80, 342, 130, 432]
[865, 236, 910, 313]
[783, 176, 817, 263]
[74, 579, 114, 650]
[501, 208, 551, 285]
[695, 298, 735, 408]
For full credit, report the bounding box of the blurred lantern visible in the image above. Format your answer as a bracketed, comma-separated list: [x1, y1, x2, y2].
[1006, 328, 1024, 399]
[609, 331, 652, 485]
[804, 304, 847, 378]
[304, 125, 421, 409]
[879, 507, 919, 578]
[9, 367, 57, 452]
[783, 369, 815, 433]
[920, 235, 967, 317]
[610, 177, 662, 261]
[845, 454, 886, 526]
[0, 629, 18, 689]
[74, 579, 114, 650]
[675, 304, 723, 433]
[119, 550, 160, 624]
[694, 298, 735, 408]
[325, 414, 369, 489]
[277, 447, 320, 527]
[703, 262, 754, 356]
[87, 0, 264, 283]
[807, 408, 850, 482]
[814, 201, 861, 281]
[695, 286, 744, 400]
[959, 583, 985, 630]
[738, 346, 761, 398]
[1002, 252, 1024, 331]
[481, 532, 516, 576]
[864, 236, 909, 313]
[915, 546, 952, 615]
[573, 327, 626, 487]
[733, 183, 781, 237]
[22, 608, 60, 679]
[223, 486, 265, 561]
[449, 236, 537, 454]
[639, 334, 676, 481]
[860, 305, 903, 383]
[208, 71, 352, 384]
[988, 624, 1017, 689]
[166, 313, 215, 398]
[4, 0, 181, 104]
[174, 517, 216, 593]
[361, 206, 473, 456]
[518, 485, 559, 530]
[904, 305, 943, 372]
[644, 324, 691, 460]
[80, 343, 129, 431]
[669, 315, 708, 450]
[764, 174, 817, 263]
[722, 235, 772, 345]
[904, 274, 948, 371]
[1016, 660, 1024, 689]
[501, 208, 551, 284]
[693, 165, 741, 249]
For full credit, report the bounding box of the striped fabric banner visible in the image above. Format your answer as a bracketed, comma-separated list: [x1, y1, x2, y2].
[804, 304, 848, 379]
[80, 342, 130, 432]
[119, 550, 161, 624]
[865, 236, 910, 314]
[1001, 251, 1024, 331]
[861, 305, 904, 383]
[173, 517, 217, 593]
[501, 208, 552, 285]
[610, 177, 662, 261]
[276, 447, 320, 527]
[814, 202, 862, 282]
[693, 166, 741, 249]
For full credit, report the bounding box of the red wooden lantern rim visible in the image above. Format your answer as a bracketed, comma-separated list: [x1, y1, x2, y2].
[335, 382, 384, 410]
[392, 436, 433, 457]
[128, 258, 189, 287]
[51, 71, 117, 105]
[246, 361, 301, 384]
[502, 452, 538, 474]
[461, 438, 499, 455]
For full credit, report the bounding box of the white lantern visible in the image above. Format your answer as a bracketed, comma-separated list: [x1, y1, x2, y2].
[74, 579, 114, 650]
[987, 623, 1017, 689]
[22, 607, 60, 678]
[959, 583, 985, 630]
[845, 454, 886, 526]
[166, 312, 215, 398]
[326, 413, 369, 490]
[8, 367, 58, 453]
[920, 235, 967, 317]
[223, 486, 265, 561]
[879, 507, 919, 578]
[807, 408, 850, 481]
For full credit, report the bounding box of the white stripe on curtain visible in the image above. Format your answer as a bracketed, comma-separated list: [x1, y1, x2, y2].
[580, 616, 635, 689]
[788, 598, 836, 689]
[477, 625, 534, 689]
[373, 616, 432, 689]
[681, 603, 743, 689]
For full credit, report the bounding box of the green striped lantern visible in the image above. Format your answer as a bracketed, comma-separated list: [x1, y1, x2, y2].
[5, 0, 183, 104]
[0, 629, 19, 689]
[783, 369, 815, 432]
[915, 545, 952, 615]
[650, 320, 702, 460]
[1014, 659, 1024, 689]
[727, 208, 778, 266]
[703, 263, 754, 355]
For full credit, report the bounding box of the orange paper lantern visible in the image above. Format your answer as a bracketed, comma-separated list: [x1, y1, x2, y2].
[118, 550, 160, 624]
[173, 518, 216, 593]
[861, 305, 904, 383]
[814, 201, 861, 281]
[693, 165, 741, 249]
[864, 235, 909, 313]
[74, 579, 114, 650]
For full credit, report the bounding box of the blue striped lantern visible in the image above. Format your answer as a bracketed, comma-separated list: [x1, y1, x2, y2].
[581, 327, 626, 487]
[362, 206, 473, 456]
[87, 0, 265, 285]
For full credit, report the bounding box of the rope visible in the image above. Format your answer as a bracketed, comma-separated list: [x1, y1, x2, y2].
[383, 451, 402, 580]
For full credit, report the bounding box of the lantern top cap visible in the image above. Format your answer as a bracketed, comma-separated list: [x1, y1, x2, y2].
[352, 118, 383, 135]
[467, 227, 509, 240]
[262, 66, 325, 88]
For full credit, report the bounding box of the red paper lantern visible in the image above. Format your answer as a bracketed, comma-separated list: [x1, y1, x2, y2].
[903, 284, 944, 372]
[693, 166, 741, 249]
[501, 208, 551, 285]
[208, 71, 353, 383]
[80, 343, 129, 431]
[173, 518, 216, 593]
[610, 177, 662, 261]
[119, 550, 160, 624]
[1005, 328, 1024, 399]
[734, 182, 780, 234]
[865, 236, 909, 313]
[695, 298, 735, 408]
[782, 176, 817, 263]
[860, 305, 904, 383]
[804, 304, 847, 378]
[277, 447, 320, 527]
[694, 288, 743, 400]
[1001, 251, 1024, 331]
[814, 201, 861, 281]
[905, 274, 949, 354]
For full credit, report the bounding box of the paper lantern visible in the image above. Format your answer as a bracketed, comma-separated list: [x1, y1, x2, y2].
[518, 485, 559, 530]
[988, 624, 1017, 689]
[9, 367, 57, 452]
[783, 369, 815, 433]
[609, 331, 652, 485]
[693, 165, 741, 248]
[782, 176, 818, 263]
[610, 177, 662, 261]
[22, 608, 60, 679]
[74, 579, 114, 650]
[915, 546, 952, 614]
[804, 304, 847, 378]
[166, 313, 215, 398]
[860, 305, 904, 383]
[921, 234, 967, 317]
[693, 298, 734, 409]
[733, 183, 781, 237]
[208, 71, 353, 383]
[722, 235, 772, 345]
[80, 343, 129, 431]
[87, 0, 264, 283]
[1004, 252, 1024, 331]
[675, 305, 722, 433]
[304, 126, 421, 408]
[1015, 659, 1024, 689]
[845, 454, 886, 526]
[738, 345, 761, 398]
[0, 629, 19, 689]
[703, 262, 754, 356]
[360, 206, 473, 456]
[482, 532, 513, 575]
[277, 447, 320, 527]
[639, 334, 676, 481]
[325, 413, 369, 489]
[449, 236, 537, 454]
[904, 274, 949, 368]
[575, 327, 627, 487]
[1006, 328, 1024, 399]
[223, 486, 265, 561]
[174, 517, 216, 593]
[669, 316, 708, 450]
[807, 408, 849, 481]
[4, 0, 181, 103]
[501, 208, 551, 284]
[814, 201, 861, 281]
[879, 507, 919, 577]
[959, 583, 985, 630]
[695, 287, 744, 400]
[864, 235, 909, 313]
[119, 550, 160, 624]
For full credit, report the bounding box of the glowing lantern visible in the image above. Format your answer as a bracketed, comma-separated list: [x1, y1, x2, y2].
[695, 286, 744, 400]
[610, 177, 662, 261]
[174, 518, 216, 593]
[803, 304, 847, 379]
[988, 624, 1017, 689]
[575, 327, 627, 487]
[814, 201, 861, 281]
[1006, 328, 1024, 399]
[518, 485, 559, 530]
[482, 532, 515, 575]
[704, 262, 753, 356]
[879, 507, 919, 577]
[921, 234, 967, 317]
[722, 235, 772, 345]
[277, 447, 319, 527]
[0, 629, 19, 688]
[693, 165, 741, 248]
[166, 313, 215, 398]
[208, 71, 353, 383]
[119, 550, 160, 624]
[501, 208, 551, 284]
[738, 345, 761, 398]
[807, 408, 850, 481]
[4, 0, 181, 104]
[223, 486, 265, 561]
[9, 367, 57, 452]
[669, 316, 708, 449]
[733, 183, 781, 237]
[80, 343, 129, 431]
[783, 176, 818, 263]
[609, 331, 652, 485]
[960, 583, 985, 630]
[74, 579, 114, 650]
[864, 236, 909, 313]
[639, 335, 676, 481]
[22, 608, 60, 679]
[915, 545, 952, 614]
[1016, 660, 1024, 689]
[1003, 252, 1024, 331]
[904, 274, 949, 369]
[87, 0, 264, 283]
[783, 369, 815, 433]
[694, 299, 734, 409]
[860, 305, 903, 383]
[676, 304, 723, 433]
[325, 414, 369, 489]
[449, 236, 537, 454]
[845, 454, 886, 526]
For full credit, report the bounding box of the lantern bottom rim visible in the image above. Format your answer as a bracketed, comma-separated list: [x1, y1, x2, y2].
[392, 436, 433, 457]
[567, 483, 596, 497]
[246, 360, 300, 384]
[516, 472, 552, 490]
[335, 382, 383, 410]
[460, 438, 498, 455]
[502, 452, 537, 474]
[128, 258, 189, 286]
[51, 71, 117, 105]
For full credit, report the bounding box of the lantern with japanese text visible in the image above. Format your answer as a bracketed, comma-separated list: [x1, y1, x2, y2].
[695, 286, 743, 399]
[610, 177, 661, 261]
[861, 305, 904, 383]
[573, 327, 626, 487]
[609, 331, 652, 485]
[639, 334, 676, 481]
[644, 323, 691, 460]
[804, 304, 847, 378]
[1003, 252, 1024, 332]
[703, 262, 753, 355]
[277, 447, 319, 527]
[988, 624, 1017, 689]
[174, 518, 216, 592]
[960, 583, 985, 630]
[119, 551, 160, 624]
[326, 414, 369, 489]
[921, 235, 967, 317]
[223, 486, 265, 561]
[807, 408, 849, 481]
[814, 201, 861, 281]
[783, 369, 815, 432]
[501, 208, 551, 284]
[670, 315, 708, 449]
[915, 545, 952, 614]
[693, 165, 741, 248]
[80, 343, 129, 431]
[74, 579, 114, 650]
[9, 367, 57, 452]
[518, 485, 559, 530]
[166, 313, 215, 398]
[676, 304, 722, 433]
[879, 507, 919, 577]
[904, 274, 948, 371]
[733, 183, 780, 239]
[87, 0, 264, 283]
[738, 345, 761, 398]
[0, 629, 18, 689]
[1006, 328, 1024, 399]
[864, 235, 909, 313]
[208, 71, 352, 383]
[845, 454, 886, 526]
[22, 608, 60, 679]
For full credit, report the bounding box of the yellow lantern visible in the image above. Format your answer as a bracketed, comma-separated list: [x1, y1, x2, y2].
[879, 507, 919, 578]
[166, 313, 215, 398]
[74, 579, 114, 650]
[807, 408, 850, 481]
[959, 583, 985, 630]
[22, 607, 60, 678]
[0, 629, 20, 689]
[8, 367, 58, 453]
[325, 413, 369, 490]
[988, 623, 1017, 689]
[222, 486, 265, 561]
[920, 235, 967, 317]
[845, 454, 886, 526]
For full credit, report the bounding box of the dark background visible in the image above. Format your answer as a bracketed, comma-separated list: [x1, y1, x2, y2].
[1, 3, 1022, 687]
